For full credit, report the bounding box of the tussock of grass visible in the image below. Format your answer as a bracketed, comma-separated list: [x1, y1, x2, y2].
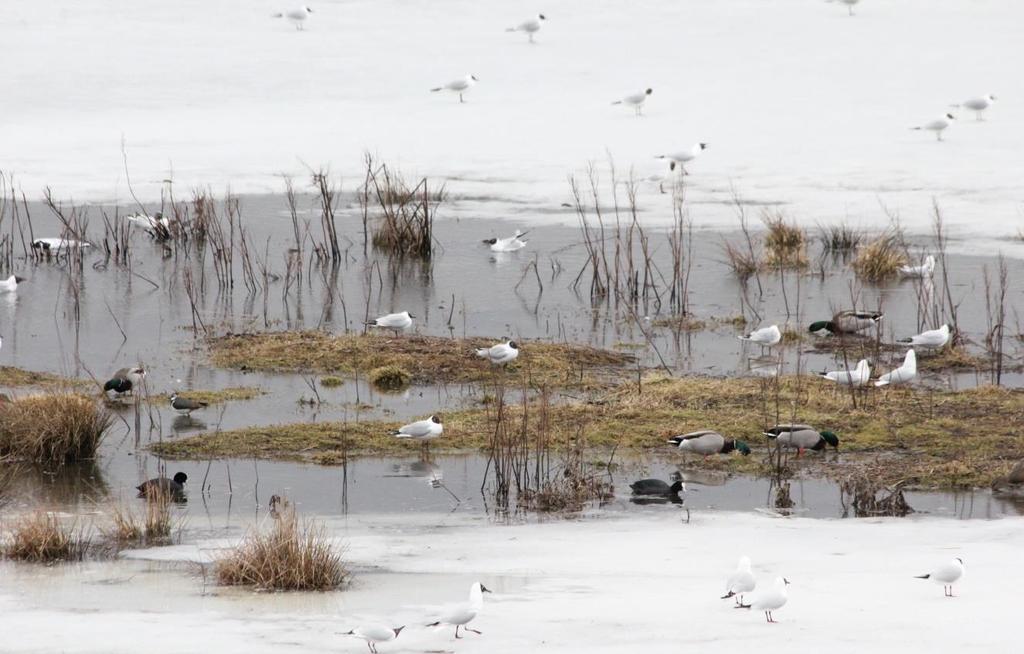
[762, 212, 808, 268]
[319, 376, 344, 388]
[723, 241, 760, 280]
[819, 223, 864, 253]
[0, 366, 85, 389]
[852, 231, 907, 282]
[208, 332, 632, 387]
[0, 394, 111, 464]
[368, 365, 411, 391]
[155, 387, 263, 404]
[215, 504, 346, 591]
[154, 376, 1024, 489]
[4, 511, 91, 562]
[104, 491, 175, 547]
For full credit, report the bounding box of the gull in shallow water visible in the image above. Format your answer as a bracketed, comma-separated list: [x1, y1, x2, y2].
[916, 558, 964, 597]
[911, 113, 955, 141]
[506, 14, 546, 43]
[483, 229, 528, 252]
[126, 212, 171, 237]
[738, 324, 782, 348]
[612, 88, 653, 116]
[273, 6, 313, 30]
[0, 275, 26, 293]
[430, 75, 479, 103]
[875, 349, 916, 387]
[343, 624, 404, 653]
[722, 556, 757, 605]
[475, 340, 519, 365]
[819, 358, 870, 387]
[737, 576, 790, 623]
[655, 143, 708, 175]
[899, 254, 935, 278]
[957, 94, 997, 121]
[32, 238, 91, 253]
[426, 582, 491, 639]
[392, 415, 444, 443]
[366, 311, 414, 334]
[898, 324, 950, 349]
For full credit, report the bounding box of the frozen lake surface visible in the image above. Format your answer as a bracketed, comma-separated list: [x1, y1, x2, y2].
[2, 0, 1024, 253]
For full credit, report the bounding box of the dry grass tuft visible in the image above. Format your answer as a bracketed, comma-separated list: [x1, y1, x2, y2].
[852, 231, 907, 282]
[723, 241, 760, 280]
[215, 504, 347, 591]
[319, 376, 344, 388]
[105, 491, 175, 546]
[819, 222, 864, 253]
[368, 365, 412, 391]
[0, 394, 111, 464]
[762, 212, 808, 268]
[4, 511, 91, 562]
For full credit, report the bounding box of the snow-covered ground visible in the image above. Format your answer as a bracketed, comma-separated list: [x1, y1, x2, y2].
[2, 0, 1023, 248]
[1, 511, 1019, 652]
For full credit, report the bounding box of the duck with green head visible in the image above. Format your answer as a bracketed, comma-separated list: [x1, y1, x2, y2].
[809, 311, 883, 335]
[668, 430, 752, 458]
[763, 424, 839, 457]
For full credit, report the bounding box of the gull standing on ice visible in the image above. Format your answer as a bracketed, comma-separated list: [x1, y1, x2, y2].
[911, 113, 955, 141]
[426, 582, 491, 639]
[475, 340, 520, 365]
[612, 88, 653, 116]
[722, 556, 757, 606]
[668, 430, 751, 457]
[737, 576, 790, 623]
[764, 424, 839, 456]
[875, 349, 916, 387]
[273, 6, 313, 30]
[738, 324, 782, 348]
[366, 311, 414, 335]
[0, 275, 26, 293]
[392, 415, 444, 444]
[898, 324, 951, 349]
[655, 143, 708, 175]
[343, 624, 405, 653]
[819, 359, 870, 387]
[483, 230, 528, 252]
[899, 254, 935, 278]
[958, 94, 997, 121]
[916, 558, 964, 597]
[430, 75, 479, 103]
[506, 14, 546, 43]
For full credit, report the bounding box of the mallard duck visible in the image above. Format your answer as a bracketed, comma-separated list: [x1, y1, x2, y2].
[763, 424, 839, 455]
[668, 430, 752, 457]
[808, 311, 883, 335]
[103, 367, 146, 397]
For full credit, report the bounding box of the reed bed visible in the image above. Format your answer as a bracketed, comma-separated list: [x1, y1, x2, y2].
[851, 230, 907, 282]
[0, 394, 111, 464]
[4, 511, 91, 562]
[104, 490, 175, 546]
[762, 211, 808, 269]
[365, 159, 442, 259]
[215, 504, 347, 591]
[819, 222, 864, 253]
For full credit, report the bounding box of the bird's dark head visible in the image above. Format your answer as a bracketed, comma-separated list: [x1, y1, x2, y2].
[509, 340, 518, 349]
[669, 480, 685, 494]
[946, 113, 955, 120]
[14, 276, 26, 283]
[431, 414, 442, 424]
[819, 430, 840, 448]
[406, 312, 416, 319]
[669, 161, 677, 171]
[470, 75, 479, 82]
[479, 583, 492, 593]
[305, 6, 313, 12]
[699, 142, 708, 150]
[393, 626, 405, 637]
[169, 392, 178, 401]
[735, 440, 752, 456]
[956, 557, 963, 565]
[173, 472, 188, 485]
[482, 238, 497, 245]
[808, 320, 833, 334]
[645, 88, 653, 95]
[32, 241, 49, 250]
[783, 578, 791, 586]
[538, 14, 546, 20]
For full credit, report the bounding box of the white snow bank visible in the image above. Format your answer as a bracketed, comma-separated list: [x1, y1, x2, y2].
[1, 0, 1023, 243]
[0, 511, 1019, 652]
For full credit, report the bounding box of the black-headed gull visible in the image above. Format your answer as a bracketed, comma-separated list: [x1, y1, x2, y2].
[808, 310, 882, 335]
[722, 556, 757, 606]
[273, 6, 313, 30]
[426, 582, 491, 639]
[819, 359, 870, 386]
[960, 94, 997, 121]
[431, 75, 479, 103]
[737, 576, 789, 623]
[506, 14, 545, 43]
[655, 143, 708, 175]
[916, 558, 964, 597]
[612, 88, 653, 116]
[126, 212, 171, 237]
[343, 624, 405, 653]
[366, 311, 414, 334]
[738, 324, 782, 348]
[898, 324, 950, 349]
[912, 113, 955, 141]
[875, 349, 916, 387]
[483, 230, 528, 252]
[392, 415, 444, 442]
[668, 430, 751, 457]
[475, 340, 519, 365]
[764, 424, 839, 456]
[0, 275, 26, 293]
[899, 255, 935, 278]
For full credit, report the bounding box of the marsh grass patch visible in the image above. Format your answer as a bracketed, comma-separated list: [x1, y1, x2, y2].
[4, 511, 92, 562]
[0, 394, 111, 464]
